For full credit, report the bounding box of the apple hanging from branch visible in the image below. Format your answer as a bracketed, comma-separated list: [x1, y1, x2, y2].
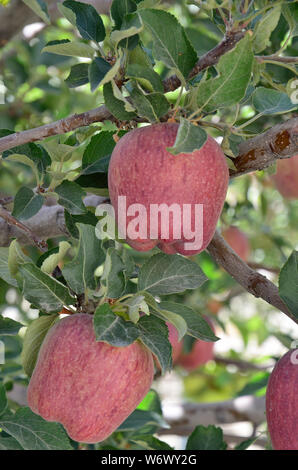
[108, 122, 229, 255]
[27, 313, 154, 443]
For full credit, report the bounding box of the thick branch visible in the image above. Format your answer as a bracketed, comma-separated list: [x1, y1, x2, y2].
[207, 231, 297, 324]
[230, 118, 298, 177]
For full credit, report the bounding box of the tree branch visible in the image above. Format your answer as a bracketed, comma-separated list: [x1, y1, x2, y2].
[0, 106, 114, 153]
[0, 205, 47, 251]
[207, 231, 297, 325]
[230, 117, 298, 177]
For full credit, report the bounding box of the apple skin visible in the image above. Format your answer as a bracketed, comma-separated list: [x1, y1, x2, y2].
[167, 322, 183, 364]
[27, 313, 154, 443]
[177, 338, 214, 371]
[207, 299, 222, 315]
[108, 123, 229, 255]
[266, 349, 298, 450]
[222, 226, 250, 262]
[271, 154, 298, 199]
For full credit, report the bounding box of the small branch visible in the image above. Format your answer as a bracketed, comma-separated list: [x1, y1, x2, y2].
[256, 55, 298, 64]
[207, 231, 298, 325]
[163, 29, 246, 92]
[247, 262, 280, 274]
[230, 117, 298, 177]
[0, 106, 114, 153]
[214, 355, 273, 371]
[0, 206, 47, 251]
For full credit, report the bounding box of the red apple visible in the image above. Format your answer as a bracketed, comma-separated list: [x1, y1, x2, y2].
[27, 313, 154, 443]
[222, 226, 250, 261]
[108, 122, 229, 255]
[271, 154, 298, 199]
[266, 349, 298, 450]
[177, 318, 215, 371]
[177, 338, 214, 371]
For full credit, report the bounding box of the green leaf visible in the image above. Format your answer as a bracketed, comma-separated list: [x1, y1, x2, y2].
[279, 251, 298, 319]
[42, 40, 95, 59]
[93, 303, 139, 346]
[22, 0, 50, 24]
[103, 82, 137, 120]
[65, 63, 89, 88]
[0, 436, 23, 450]
[55, 180, 86, 215]
[0, 248, 18, 287]
[89, 57, 112, 92]
[252, 87, 297, 115]
[62, 224, 105, 295]
[111, 0, 137, 29]
[129, 84, 170, 122]
[21, 314, 58, 377]
[0, 383, 7, 416]
[126, 64, 163, 92]
[82, 131, 116, 175]
[160, 301, 218, 342]
[117, 409, 168, 433]
[62, 0, 105, 42]
[110, 13, 143, 48]
[139, 9, 197, 80]
[234, 436, 258, 450]
[42, 141, 73, 162]
[138, 315, 172, 374]
[8, 240, 31, 277]
[64, 210, 98, 239]
[12, 187, 43, 221]
[186, 425, 227, 450]
[138, 253, 207, 296]
[167, 118, 207, 155]
[194, 35, 253, 112]
[40, 241, 71, 274]
[100, 247, 126, 298]
[19, 263, 75, 313]
[0, 317, 24, 336]
[0, 408, 73, 450]
[130, 435, 173, 450]
[253, 6, 281, 53]
[3, 142, 50, 175]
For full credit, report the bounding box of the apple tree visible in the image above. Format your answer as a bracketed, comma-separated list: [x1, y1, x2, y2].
[0, 0, 297, 451]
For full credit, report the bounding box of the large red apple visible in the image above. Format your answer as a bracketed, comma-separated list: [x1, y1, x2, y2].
[108, 123, 229, 255]
[27, 313, 154, 443]
[222, 226, 250, 261]
[266, 349, 298, 450]
[271, 154, 298, 199]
